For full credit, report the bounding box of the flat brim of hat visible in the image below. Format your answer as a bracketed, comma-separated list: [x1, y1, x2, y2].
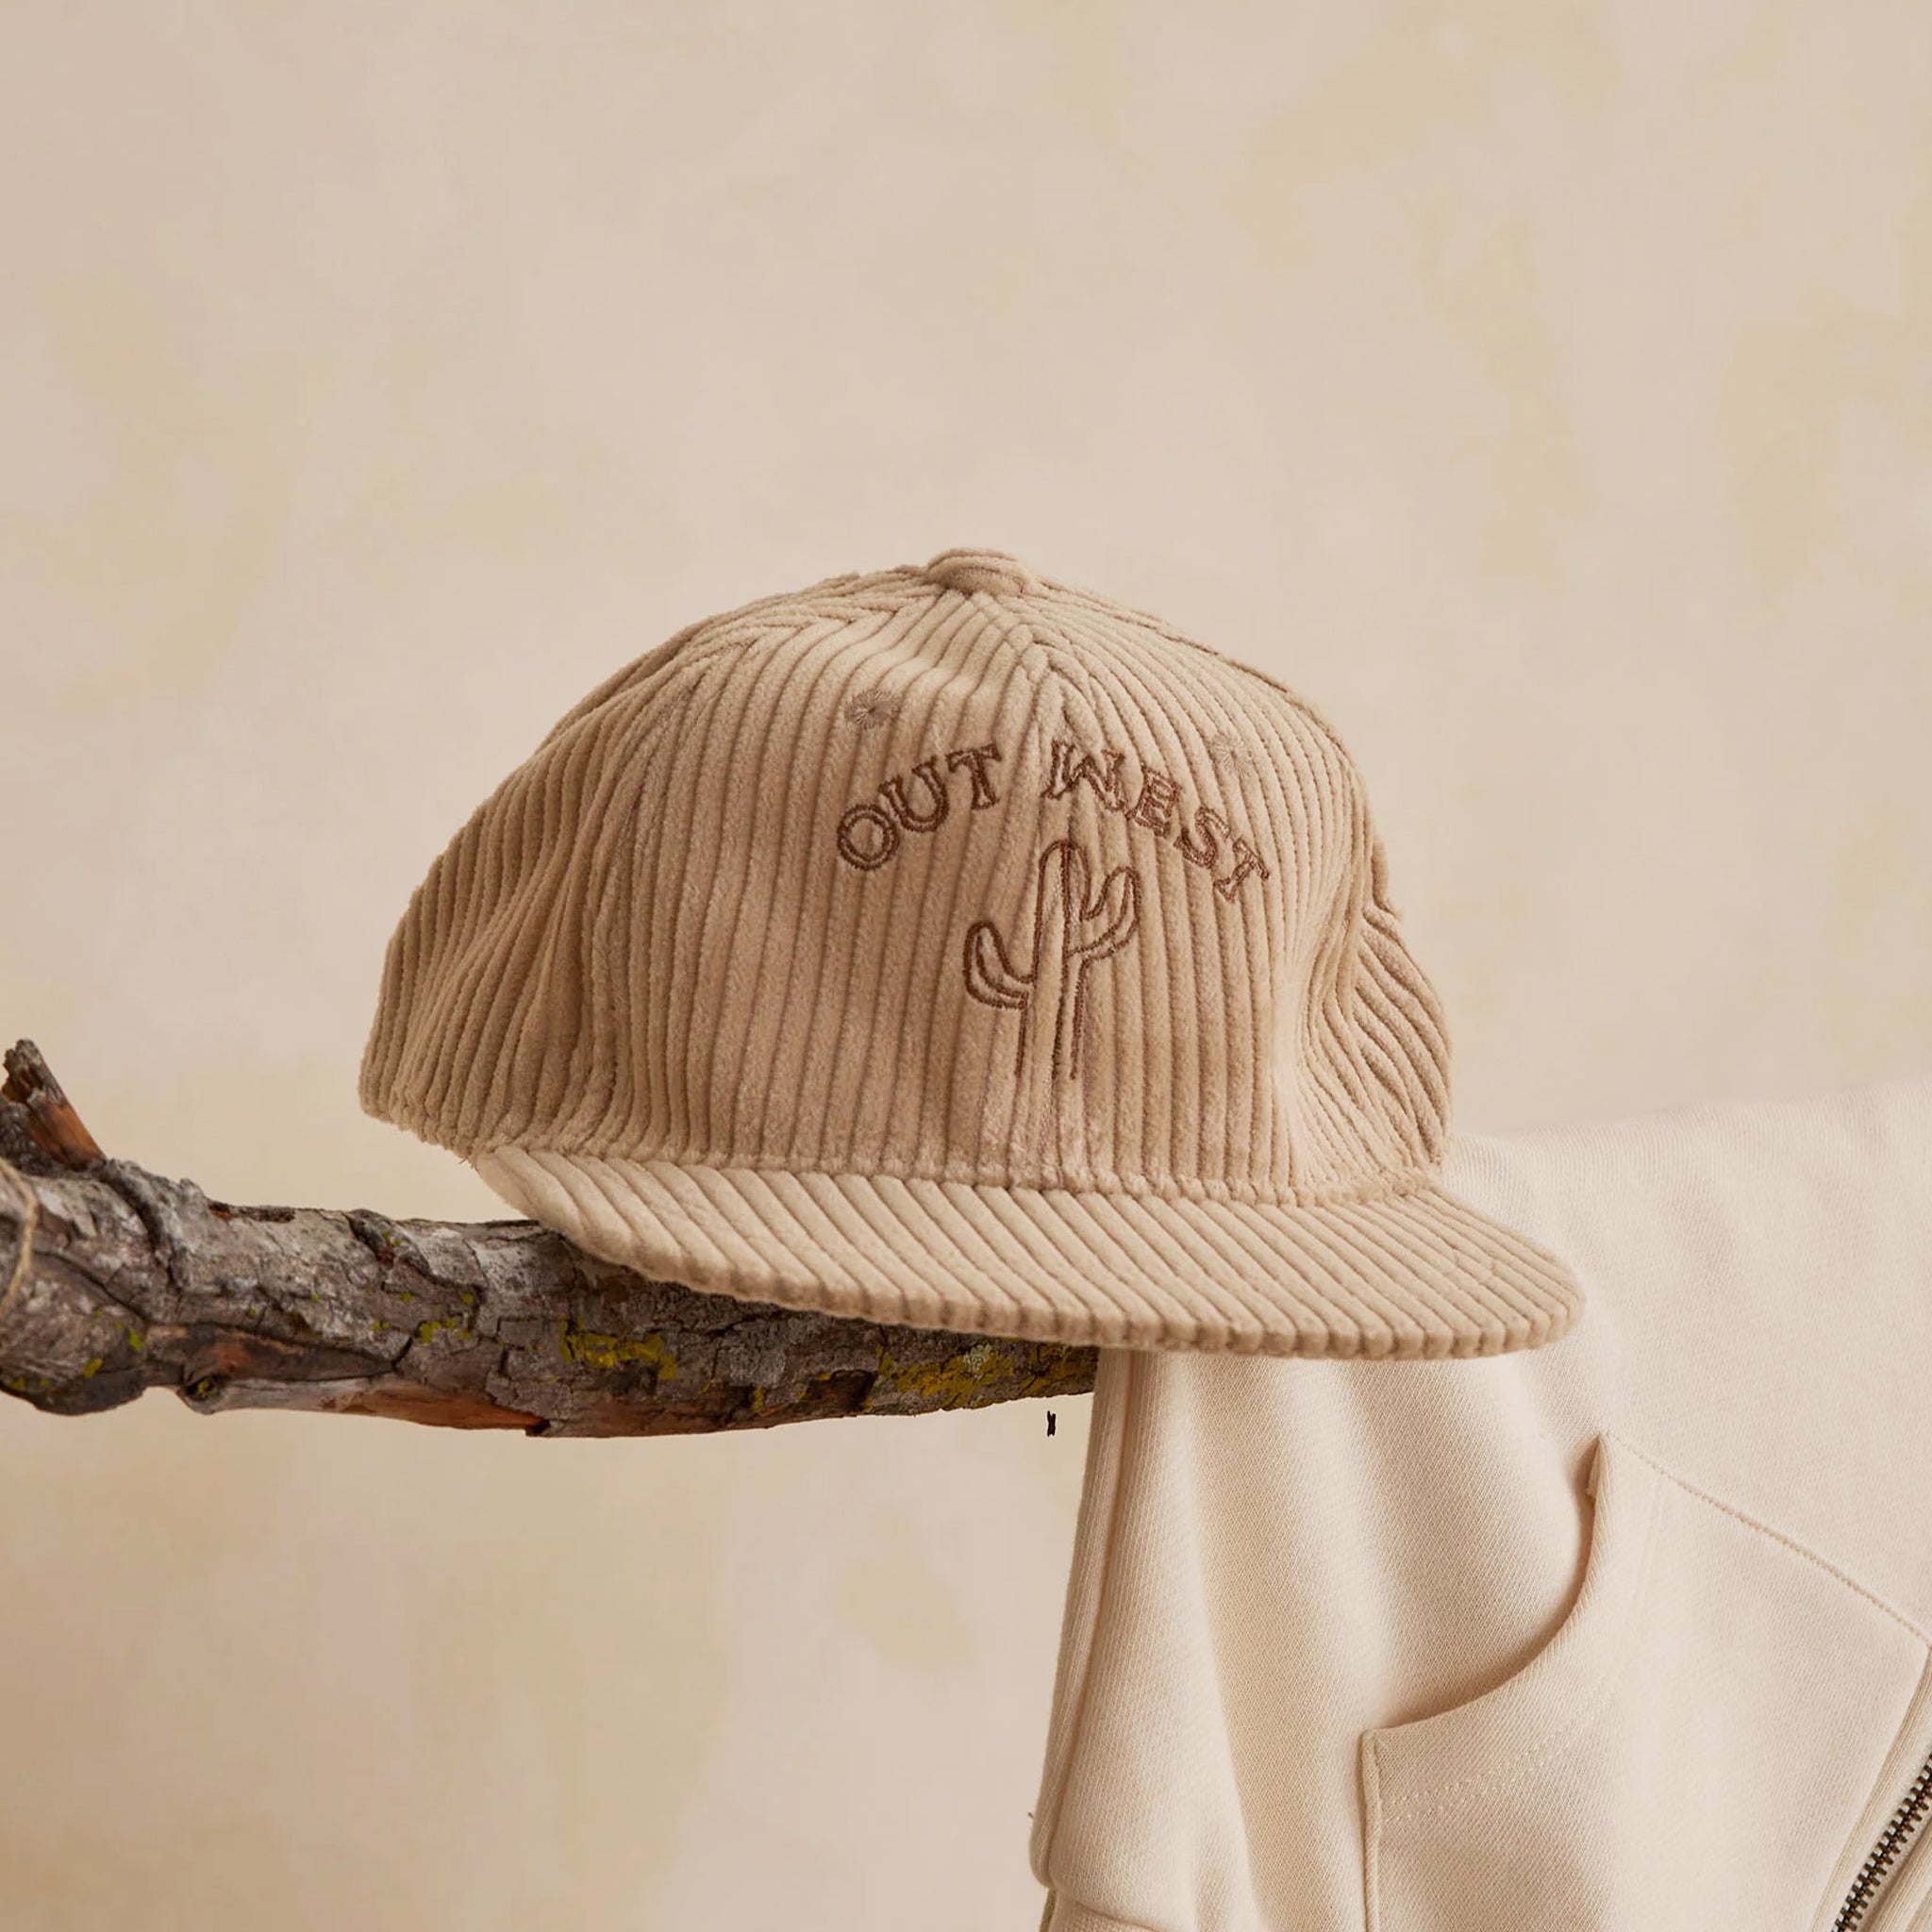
[471, 1148, 1584, 1359]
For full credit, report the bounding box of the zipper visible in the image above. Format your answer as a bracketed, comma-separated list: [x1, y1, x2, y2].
[1834, 1749, 1932, 1929]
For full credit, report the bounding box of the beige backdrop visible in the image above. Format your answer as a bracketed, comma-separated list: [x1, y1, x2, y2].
[4, 3, 1931, 1927]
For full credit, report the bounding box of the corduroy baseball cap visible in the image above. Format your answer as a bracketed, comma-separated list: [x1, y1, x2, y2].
[360, 548, 1584, 1358]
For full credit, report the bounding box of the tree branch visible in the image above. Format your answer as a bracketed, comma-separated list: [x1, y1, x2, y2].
[0, 1041, 1094, 1436]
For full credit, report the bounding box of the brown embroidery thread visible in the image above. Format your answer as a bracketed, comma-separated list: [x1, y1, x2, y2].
[1045, 738, 1267, 901]
[1176, 803, 1227, 871]
[1043, 739, 1128, 812]
[836, 801, 899, 871]
[837, 739, 1002, 870]
[1215, 835, 1270, 900]
[842, 684, 901, 732]
[879, 756, 950, 832]
[838, 733, 1270, 905]
[964, 838, 1141, 1080]
[944, 741, 1003, 809]
[1126, 765, 1181, 836]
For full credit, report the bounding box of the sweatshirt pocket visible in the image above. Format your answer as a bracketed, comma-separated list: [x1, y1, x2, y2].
[1360, 1430, 1932, 1932]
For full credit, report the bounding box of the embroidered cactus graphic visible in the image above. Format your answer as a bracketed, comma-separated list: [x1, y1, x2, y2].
[964, 838, 1141, 1080]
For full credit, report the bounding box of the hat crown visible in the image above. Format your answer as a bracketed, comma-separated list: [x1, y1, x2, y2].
[360, 553, 1451, 1210]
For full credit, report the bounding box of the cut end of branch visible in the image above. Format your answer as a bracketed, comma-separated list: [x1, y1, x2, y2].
[0, 1036, 1096, 1435]
[3, 1041, 106, 1172]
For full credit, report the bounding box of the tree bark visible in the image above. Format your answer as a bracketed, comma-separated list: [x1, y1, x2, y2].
[0, 1041, 1095, 1437]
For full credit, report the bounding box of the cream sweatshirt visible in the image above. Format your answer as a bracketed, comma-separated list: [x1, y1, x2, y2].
[1029, 1075, 1932, 1932]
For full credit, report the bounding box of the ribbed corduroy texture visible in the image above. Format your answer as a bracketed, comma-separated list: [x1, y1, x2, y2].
[359, 548, 1585, 1357]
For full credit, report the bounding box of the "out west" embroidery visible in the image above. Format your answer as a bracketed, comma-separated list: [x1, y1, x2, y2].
[835, 741, 1003, 871]
[1043, 738, 1269, 902]
[834, 734, 1270, 905]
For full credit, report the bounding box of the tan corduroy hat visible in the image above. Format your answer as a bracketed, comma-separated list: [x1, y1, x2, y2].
[359, 548, 1584, 1358]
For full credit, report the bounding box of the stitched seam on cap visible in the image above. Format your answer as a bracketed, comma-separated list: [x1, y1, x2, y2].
[473, 1146, 1441, 1212]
